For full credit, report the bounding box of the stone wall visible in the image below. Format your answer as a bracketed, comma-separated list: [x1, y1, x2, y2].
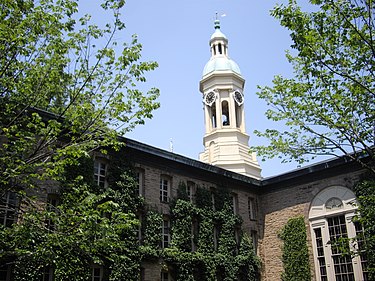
[258, 170, 364, 281]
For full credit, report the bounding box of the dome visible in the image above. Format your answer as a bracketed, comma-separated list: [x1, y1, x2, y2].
[210, 29, 227, 40]
[202, 57, 241, 77]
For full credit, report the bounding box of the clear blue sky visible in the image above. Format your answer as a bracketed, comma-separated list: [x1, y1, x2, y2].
[81, 0, 312, 178]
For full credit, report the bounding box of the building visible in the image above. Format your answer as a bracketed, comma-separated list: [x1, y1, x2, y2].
[0, 20, 370, 281]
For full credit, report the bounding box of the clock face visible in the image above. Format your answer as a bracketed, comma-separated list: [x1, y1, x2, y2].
[233, 91, 244, 105]
[204, 91, 216, 106]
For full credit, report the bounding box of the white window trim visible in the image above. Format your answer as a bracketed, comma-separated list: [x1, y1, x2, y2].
[161, 219, 170, 249]
[159, 176, 170, 203]
[94, 160, 108, 188]
[136, 169, 144, 197]
[309, 186, 366, 281]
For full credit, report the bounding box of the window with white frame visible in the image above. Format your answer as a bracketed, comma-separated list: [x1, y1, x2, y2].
[135, 169, 144, 196]
[94, 160, 107, 188]
[0, 191, 17, 227]
[161, 218, 170, 249]
[309, 186, 368, 281]
[91, 266, 103, 281]
[159, 176, 170, 203]
[248, 197, 257, 220]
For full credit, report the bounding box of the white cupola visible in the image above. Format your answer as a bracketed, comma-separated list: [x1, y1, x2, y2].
[199, 19, 262, 179]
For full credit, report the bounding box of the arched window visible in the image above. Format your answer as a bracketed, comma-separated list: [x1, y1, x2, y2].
[309, 186, 368, 281]
[221, 101, 229, 126]
[211, 102, 217, 128]
[218, 43, 222, 54]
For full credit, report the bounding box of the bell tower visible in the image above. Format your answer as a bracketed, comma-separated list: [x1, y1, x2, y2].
[199, 19, 261, 179]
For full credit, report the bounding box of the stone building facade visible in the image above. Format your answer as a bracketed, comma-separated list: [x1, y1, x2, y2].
[121, 138, 369, 281]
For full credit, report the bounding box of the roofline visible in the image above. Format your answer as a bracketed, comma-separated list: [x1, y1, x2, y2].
[123, 137, 372, 193]
[122, 137, 262, 186]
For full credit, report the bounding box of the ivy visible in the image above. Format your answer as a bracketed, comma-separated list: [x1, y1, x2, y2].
[279, 216, 311, 281]
[163, 181, 260, 281]
[1, 154, 260, 281]
[140, 210, 163, 260]
[354, 177, 375, 279]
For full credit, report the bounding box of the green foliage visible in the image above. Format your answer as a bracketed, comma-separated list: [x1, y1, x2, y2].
[0, 156, 142, 281]
[140, 210, 163, 260]
[253, 0, 375, 174]
[279, 216, 311, 281]
[0, 0, 160, 189]
[165, 183, 259, 281]
[354, 178, 375, 279]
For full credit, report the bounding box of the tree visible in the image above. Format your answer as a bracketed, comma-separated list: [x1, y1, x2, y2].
[0, 0, 159, 279]
[253, 0, 375, 175]
[0, 156, 144, 281]
[0, 0, 160, 190]
[354, 177, 375, 279]
[279, 216, 311, 281]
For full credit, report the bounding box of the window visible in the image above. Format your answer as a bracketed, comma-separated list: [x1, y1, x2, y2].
[160, 176, 170, 203]
[92, 266, 103, 281]
[46, 194, 60, 230]
[310, 186, 367, 281]
[0, 192, 17, 227]
[211, 103, 217, 128]
[135, 214, 142, 243]
[94, 161, 107, 188]
[248, 197, 257, 220]
[210, 188, 216, 211]
[354, 222, 369, 280]
[235, 228, 241, 253]
[231, 193, 238, 214]
[192, 219, 199, 252]
[251, 230, 258, 254]
[0, 265, 10, 281]
[221, 101, 230, 126]
[314, 228, 328, 281]
[213, 225, 220, 251]
[135, 169, 144, 196]
[328, 215, 355, 281]
[161, 271, 171, 281]
[186, 181, 195, 202]
[161, 218, 170, 249]
[40, 266, 54, 281]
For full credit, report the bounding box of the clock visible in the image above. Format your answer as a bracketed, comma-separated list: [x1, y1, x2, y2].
[325, 197, 343, 210]
[204, 91, 217, 106]
[233, 90, 244, 106]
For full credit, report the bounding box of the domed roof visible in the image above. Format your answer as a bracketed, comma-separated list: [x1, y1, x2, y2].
[202, 57, 241, 76]
[210, 28, 227, 40]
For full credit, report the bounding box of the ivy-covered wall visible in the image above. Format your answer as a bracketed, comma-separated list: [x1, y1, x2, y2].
[162, 182, 260, 281]
[279, 216, 311, 281]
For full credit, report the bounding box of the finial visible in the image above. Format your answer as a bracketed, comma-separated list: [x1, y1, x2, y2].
[214, 12, 220, 30]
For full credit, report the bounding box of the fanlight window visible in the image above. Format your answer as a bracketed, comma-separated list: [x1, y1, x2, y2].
[325, 197, 343, 210]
